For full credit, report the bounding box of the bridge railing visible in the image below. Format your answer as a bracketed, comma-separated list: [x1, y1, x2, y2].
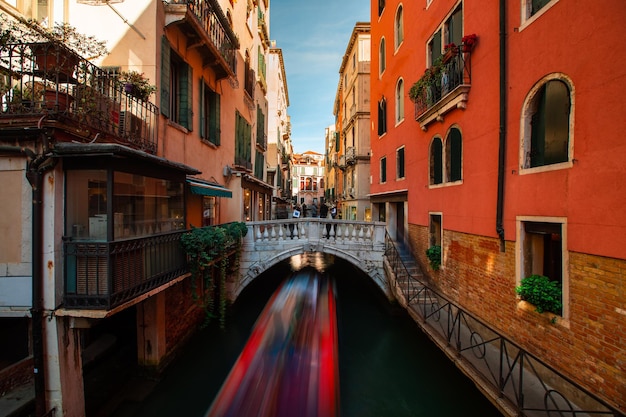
[384, 236, 623, 417]
[245, 218, 386, 247]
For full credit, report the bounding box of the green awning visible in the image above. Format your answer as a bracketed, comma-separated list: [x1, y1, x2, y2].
[187, 179, 232, 198]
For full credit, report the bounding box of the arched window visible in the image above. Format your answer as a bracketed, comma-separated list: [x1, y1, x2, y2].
[521, 76, 572, 169]
[379, 37, 386, 75]
[446, 128, 462, 182]
[378, 97, 387, 136]
[430, 137, 443, 185]
[395, 5, 404, 50]
[395, 78, 404, 124]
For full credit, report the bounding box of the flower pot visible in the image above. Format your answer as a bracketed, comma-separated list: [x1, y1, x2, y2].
[44, 89, 74, 112]
[31, 42, 79, 79]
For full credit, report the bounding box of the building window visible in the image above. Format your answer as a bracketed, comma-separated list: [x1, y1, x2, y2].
[202, 196, 217, 226]
[522, 0, 556, 22]
[200, 78, 220, 146]
[521, 76, 572, 171]
[429, 213, 442, 268]
[160, 37, 192, 130]
[65, 170, 185, 240]
[445, 127, 462, 182]
[378, 0, 385, 16]
[517, 218, 567, 317]
[235, 110, 252, 169]
[380, 156, 387, 183]
[396, 146, 405, 179]
[394, 5, 404, 50]
[395, 78, 404, 124]
[428, 4, 463, 65]
[428, 29, 442, 66]
[430, 137, 443, 185]
[379, 37, 386, 75]
[378, 98, 387, 136]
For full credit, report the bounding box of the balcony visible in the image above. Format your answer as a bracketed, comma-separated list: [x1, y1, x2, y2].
[411, 48, 472, 131]
[63, 227, 242, 310]
[0, 42, 158, 153]
[64, 231, 187, 309]
[346, 146, 356, 165]
[164, 0, 239, 80]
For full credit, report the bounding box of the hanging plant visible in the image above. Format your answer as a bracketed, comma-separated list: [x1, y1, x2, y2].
[180, 222, 248, 328]
[425, 244, 442, 271]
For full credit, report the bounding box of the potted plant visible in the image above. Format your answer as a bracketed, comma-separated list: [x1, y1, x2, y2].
[0, 15, 108, 76]
[461, 33, 478, 52]
[425, 244, 442, 271]
[442, 43, 458, 64]
[516, 274, 562, 315]
[119, 70, 157, 101]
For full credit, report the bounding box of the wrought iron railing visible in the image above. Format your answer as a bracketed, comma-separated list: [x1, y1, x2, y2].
[345, 146, 356, 165]
[0, 42, 158, 154]
[173, 0, 237, 75]
[64, 231, 188, 309]
[413, 50, 471, 119]
[384, 234, 624, 417]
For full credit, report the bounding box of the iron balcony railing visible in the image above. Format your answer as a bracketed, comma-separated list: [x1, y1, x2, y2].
[169, 0, 238, 77]
[64, 227, 243, 310]
[384, 234, 624, 417]
[64, 231, 188, 309]
[413, 49, 471, 119]
[0, 42, 158, 154]
[345, 146, 356, 165]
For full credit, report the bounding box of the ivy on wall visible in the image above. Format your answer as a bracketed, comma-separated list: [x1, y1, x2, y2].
[180, 222, 248, 328]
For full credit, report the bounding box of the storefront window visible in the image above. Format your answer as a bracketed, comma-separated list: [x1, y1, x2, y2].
[66, 170, 184, 240]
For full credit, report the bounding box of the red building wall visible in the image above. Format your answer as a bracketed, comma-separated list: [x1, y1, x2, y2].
[371, 0, 626, 411]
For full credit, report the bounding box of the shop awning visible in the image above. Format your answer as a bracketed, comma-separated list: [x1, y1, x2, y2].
[187, 178, 232, 198]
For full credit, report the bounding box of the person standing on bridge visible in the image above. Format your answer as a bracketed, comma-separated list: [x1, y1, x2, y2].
[320, 203, 329, 219]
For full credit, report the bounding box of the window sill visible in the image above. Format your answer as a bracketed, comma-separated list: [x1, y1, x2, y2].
[518, 160, 573, 175]
[516, 300, 570, 329]
[428, 179, 463, 189]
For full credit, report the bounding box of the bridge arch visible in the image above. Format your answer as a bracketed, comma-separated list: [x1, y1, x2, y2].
[232, 219, 388, 301]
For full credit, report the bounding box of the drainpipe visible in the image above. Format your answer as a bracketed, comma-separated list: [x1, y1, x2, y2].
[496, 0, 507, 252]
[0, 131, 55, 416]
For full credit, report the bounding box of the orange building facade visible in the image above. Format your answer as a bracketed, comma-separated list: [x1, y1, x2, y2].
[371, 0, 625, 413]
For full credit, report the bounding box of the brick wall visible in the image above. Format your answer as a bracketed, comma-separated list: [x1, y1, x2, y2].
[0, 357, 33, 394]
[407, 224, 626, 411]
[164, 276, 204, 360]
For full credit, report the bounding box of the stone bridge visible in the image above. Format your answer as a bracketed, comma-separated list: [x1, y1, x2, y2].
[235, 219, 388, 298]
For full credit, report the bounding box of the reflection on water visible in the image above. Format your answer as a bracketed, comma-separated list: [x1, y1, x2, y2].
[110, 253, 502, 417]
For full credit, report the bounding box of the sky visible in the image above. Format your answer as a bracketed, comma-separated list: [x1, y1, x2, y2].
[269, 0, 370, 155]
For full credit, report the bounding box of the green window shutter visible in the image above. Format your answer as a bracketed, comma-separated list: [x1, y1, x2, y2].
[449, 128, 462, 181]
[160, 37, 171, 118]
[199, 77, 206, 139]
[432, 30, 442, 62]
[211, 93, 220, 146]
[179, 64, 193, 130]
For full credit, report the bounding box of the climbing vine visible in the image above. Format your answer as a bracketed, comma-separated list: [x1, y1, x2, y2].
[180, 222, 247, 328]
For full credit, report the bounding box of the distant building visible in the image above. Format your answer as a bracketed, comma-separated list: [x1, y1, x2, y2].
[333, 22, 371, 221]
[292, 151, 325, 217]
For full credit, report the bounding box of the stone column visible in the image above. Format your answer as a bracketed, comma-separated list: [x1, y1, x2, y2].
[136, 293, 166, 369]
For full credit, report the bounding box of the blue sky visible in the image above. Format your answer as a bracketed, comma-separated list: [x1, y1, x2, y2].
[270, 0, 370, 155]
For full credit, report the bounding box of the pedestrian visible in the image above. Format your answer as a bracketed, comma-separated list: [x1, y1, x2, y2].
[320, 203, 329, 219]
[301, 203, 307, 217]
[330, 206, 337, 219]
[311, 203, 318, 218]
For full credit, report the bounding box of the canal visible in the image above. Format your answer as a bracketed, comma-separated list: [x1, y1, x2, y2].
[107, 255, 503, 417]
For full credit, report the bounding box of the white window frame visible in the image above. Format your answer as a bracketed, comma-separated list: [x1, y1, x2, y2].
[519, 0, 559, 31]
[519, 73, 574, 175]
[515, 215, 570, 323]
[394, 4, 404, 51]
[395, 77, 404, 125]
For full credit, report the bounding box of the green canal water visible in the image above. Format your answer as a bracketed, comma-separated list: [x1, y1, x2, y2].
[108, 255, 503, 417]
